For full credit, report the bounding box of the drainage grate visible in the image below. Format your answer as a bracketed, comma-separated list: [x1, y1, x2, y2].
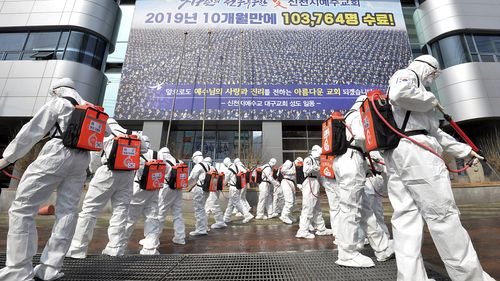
[0, 250, 450, 281]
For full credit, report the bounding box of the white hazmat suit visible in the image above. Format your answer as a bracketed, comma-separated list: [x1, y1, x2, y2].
[66, 121, 148, 259]
[235, 159, 252, 213]
[255, 159, 280, 219]
[333, 96, 393, 268]
[279, 160, 297, 224]
[188, 151, 210, 236]
[122, 148, 162, 255]
[296, 146, 331, 239]
[0, 78, 90, 281]
[203, 157, 227, 229]
[156, 147, 186, 245]
[385, 55, 493, 281]
[222, 157, 254, 223]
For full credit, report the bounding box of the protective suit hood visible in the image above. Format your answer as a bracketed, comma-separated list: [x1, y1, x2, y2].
[311, 145, 322, 158]
[408, 55, 440, 87]
[203, 157, 212, 163]
[282, 160, 293, 170]
[192, 151, 203, 164]
[158, 147, 170, 155]
[223, 157, 232, 167]
[234, 158, 242, 164]
[268, 158, 277, 167]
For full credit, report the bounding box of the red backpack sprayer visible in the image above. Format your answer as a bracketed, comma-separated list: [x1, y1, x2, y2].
[360, 90, 500, 179]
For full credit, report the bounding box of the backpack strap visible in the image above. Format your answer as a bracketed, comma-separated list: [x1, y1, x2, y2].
[153, 151, 158, 160]
[51, 96, 80, 139]
[62, 96, 79, 106]
[165, 160, 175, 167]
[199, 163, 208, 173]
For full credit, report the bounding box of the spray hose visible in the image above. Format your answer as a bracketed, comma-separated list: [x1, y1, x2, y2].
[370, 93, 472, 173]
[1, 164, 21, 181]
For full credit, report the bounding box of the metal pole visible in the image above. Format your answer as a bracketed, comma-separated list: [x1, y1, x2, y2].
[237, 31, 244, 159]
[201, 31, 213, 154]
[166, 31, 188, 146]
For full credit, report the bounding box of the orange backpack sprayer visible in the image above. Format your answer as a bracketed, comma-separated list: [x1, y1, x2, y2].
[107, 135, 141, 171]
[360, 90, 400, 151]
[228, 166, 246, 189]
[58, 97, 109, 151]
[295, 161, 305, 184]
[139, 159, 166, 191]
[361, 90, 489, 174]
[320, 155, 335, 179]
[167, 162, 188, 190]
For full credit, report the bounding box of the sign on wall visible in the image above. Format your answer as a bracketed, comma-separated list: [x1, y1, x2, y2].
[115, 0, 411, 120]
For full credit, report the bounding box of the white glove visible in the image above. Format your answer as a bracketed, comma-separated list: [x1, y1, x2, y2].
[0, 158, 11, 170]
[432, 99, 445, 112]
[469, 150, 484, 166]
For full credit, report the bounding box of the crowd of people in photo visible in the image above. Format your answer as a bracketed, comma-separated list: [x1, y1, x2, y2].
[114, 28, 411, 120]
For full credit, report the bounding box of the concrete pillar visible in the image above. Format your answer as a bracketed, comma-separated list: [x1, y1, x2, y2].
[262, 121, 283, 165]
[142, 121, 166, 151]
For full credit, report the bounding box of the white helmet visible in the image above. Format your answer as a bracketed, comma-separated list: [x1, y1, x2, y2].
[159, 147, 170, 155]
[50, 78, 76, 97]
[295, 157, 304, 163]
[223, 157, 232, 167]
[282, 160, 293, 170]
[203, 156, 212, 163]
[311, 145, 322, 158]
[192, 151, 203, 164]
[234, 158, 242, 164]
[409, 55, 440, 87]
[269, 158, 277, 167]
[51, 78, 76, 91]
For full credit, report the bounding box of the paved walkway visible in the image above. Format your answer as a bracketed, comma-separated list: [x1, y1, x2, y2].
[0, 200, 499, 280]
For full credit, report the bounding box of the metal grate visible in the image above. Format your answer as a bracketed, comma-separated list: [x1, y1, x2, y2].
[0, 250, 450, 281]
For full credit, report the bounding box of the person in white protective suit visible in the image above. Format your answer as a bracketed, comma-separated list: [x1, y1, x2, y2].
[66, 121, 148, 259]
[0, 78, 90, 281]
[319, 173, 340, 237]
[295, 145, 332, 239]
[222, 157, 254, 223]
[363, 152, 390, 238]
[255, 158, 280, 220]
[203, 157, 227, 230]
[234, 158, 252, 215]
[188, 151, 211, 236]
[333, 95, 394, 267]
[156, 147, 186, 245]
[121, 147, 161, 255]
[279, 160, 297, 224]
[269, 165, 284, 219]
[385, 54, 493, 281]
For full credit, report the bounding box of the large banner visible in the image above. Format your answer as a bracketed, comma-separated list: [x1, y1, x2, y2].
[115, 0, 411, 120]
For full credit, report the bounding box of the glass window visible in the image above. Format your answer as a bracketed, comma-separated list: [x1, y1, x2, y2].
[22, 32, 60, 60]
[480, 54, 496, 62]
[437, 35, 471, 68]
[0, 33, 27, 52]
[283, 139, 307, 150]
[5, 52, 21, 60]
[65, 31, 106, 70]
[475, 36, 495, 53]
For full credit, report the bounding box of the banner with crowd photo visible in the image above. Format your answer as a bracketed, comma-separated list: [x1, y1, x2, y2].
[115, 0, 412, 121]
